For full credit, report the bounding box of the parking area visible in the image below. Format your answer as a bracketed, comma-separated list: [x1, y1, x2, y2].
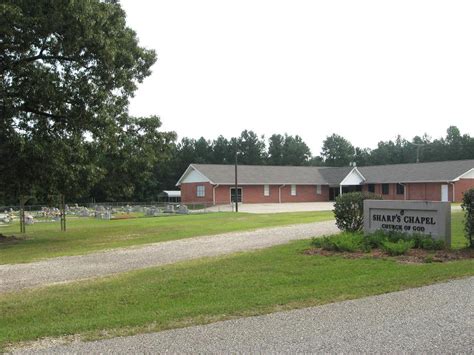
[207, 202, 335, 214]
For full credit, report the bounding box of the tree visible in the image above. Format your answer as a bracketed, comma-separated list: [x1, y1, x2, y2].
[267, 134, 285, 165]
[368, 134, 424, 165]
[236, 130, 266, 165]
[211, 136, 233, 164]
[281, 135, 311, 165]
[353, 147, 371, 166]
[194, 137, 212, 163]
[268, 134, 311, 165]
[0, 0, 156, 203]
[90, 116, 176, 202]
[321, 134, 354, 167]
[309, 156, 324, 166]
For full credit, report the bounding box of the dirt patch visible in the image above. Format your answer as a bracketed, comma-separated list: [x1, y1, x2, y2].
[0, 233, 23, 245]
[111, 214, 137, 220]
[304, 247, 474, 263]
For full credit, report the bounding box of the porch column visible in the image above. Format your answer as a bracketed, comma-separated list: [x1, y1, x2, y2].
[339, 185, 343, 196]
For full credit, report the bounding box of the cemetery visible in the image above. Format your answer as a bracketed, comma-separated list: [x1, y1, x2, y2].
[0, 202, 211, 230]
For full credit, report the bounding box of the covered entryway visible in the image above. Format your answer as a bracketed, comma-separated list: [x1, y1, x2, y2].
[329, 167, 365, 201]
[329, 185, 362, 201]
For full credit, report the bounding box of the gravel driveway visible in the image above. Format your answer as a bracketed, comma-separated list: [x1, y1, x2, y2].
[0, 220, 337, 293]
[15, 277, 474, 353]
[206, 202, 335, 213]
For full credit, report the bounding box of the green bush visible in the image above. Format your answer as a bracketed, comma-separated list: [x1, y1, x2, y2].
[311, 230, 444, 255]
[312, 233, 365, 252]
[461, 188, 474, 248]
[363, 230, 445, 251]
[381, 240, 415, 256]
[333, 192, 382, 232]
[363, 230, 388, 249]
[420, 237, 445, 250]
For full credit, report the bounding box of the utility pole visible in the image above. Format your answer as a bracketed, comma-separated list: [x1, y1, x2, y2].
[234, 151, 238, 212]
[408, 142, 425, 163]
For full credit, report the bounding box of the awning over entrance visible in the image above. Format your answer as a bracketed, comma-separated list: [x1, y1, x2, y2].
[328, 167, 365, 200]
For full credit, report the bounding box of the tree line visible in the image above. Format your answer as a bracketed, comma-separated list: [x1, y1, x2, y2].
[1, 1, 473, 205]
[158, 126, 473, 196]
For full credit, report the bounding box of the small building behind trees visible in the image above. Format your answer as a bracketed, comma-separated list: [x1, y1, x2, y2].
[158, 190, 181, 203]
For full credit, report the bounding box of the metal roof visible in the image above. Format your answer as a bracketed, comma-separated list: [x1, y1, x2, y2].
[177, 160, 474, 186]
[161, 190, 181, 197]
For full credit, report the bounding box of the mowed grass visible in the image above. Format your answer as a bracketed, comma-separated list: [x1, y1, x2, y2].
[451, 211, 469, 249]
[0, 210, 470, 349]
[1, 238, 472, 349]
[0, 211, 333, 264]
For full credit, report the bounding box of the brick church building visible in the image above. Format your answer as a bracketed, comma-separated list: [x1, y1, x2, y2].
[176, 160, 474, 205]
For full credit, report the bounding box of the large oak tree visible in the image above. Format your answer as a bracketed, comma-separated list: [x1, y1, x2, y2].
[0, 0, 165, 203]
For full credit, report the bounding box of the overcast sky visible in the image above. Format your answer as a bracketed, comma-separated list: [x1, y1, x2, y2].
[120, 0, 473, 155]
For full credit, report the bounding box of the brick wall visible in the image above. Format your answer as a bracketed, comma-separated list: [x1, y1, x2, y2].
[181, 179, 474, 204]
[406, 183, 443, 201]
[279, 185, 329, 203]
[367, 181, 474, 202]
[183, 183, 329, 204]
[362, 183, 405, 200]
[213, 185, 280, 204]
[362, 182, 456, 202]
[454, 179, 474, 202]
[180, 182, 214, 204]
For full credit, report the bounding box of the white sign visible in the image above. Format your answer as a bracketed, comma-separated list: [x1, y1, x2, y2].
[364, 200, 451, 246]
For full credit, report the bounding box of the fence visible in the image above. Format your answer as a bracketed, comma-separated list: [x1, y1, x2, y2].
[0, 201, 234, 229]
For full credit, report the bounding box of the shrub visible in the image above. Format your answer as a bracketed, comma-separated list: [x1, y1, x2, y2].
[312, 230, 444, 255]
[311, 236, 333, 250]
[333, 192, 382, 232]
[461, 188, 474, 248]
[363, 230, 445, 250]
[420, 237, 445, 250]
[381, 240, 415, 256]
[424, 256, 434, 263]
[363, 230, 387, 249]
[312, 233, 365, 252]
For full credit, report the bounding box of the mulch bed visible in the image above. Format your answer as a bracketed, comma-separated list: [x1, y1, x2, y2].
[304, 247, 474, 264]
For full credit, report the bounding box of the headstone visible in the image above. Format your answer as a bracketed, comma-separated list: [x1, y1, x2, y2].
[79, 208, 91, 217]
[25, 214, 35, 225]
[363, 200, 451, 246]
[145, 207, 159, 216]
[177, 204, 189, 214]
[164, 204, 175, 213]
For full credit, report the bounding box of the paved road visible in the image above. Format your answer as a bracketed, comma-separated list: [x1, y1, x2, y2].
[0, 220, 337, 293]
[15, 277, 474, 354]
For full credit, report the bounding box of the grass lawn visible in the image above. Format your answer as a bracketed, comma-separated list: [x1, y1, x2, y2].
[0, 211, 333, 264]
[1, 211, 472, 350]
[451, 211, 469, 249]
